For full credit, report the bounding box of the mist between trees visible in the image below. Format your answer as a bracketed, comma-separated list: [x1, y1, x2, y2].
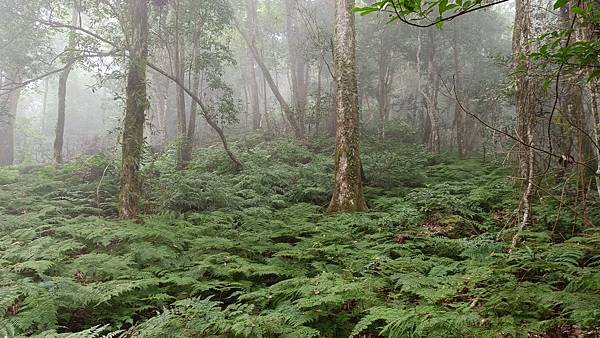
[0, 0, 599, 336]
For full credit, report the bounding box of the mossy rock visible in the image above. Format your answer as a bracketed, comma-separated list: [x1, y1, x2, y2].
[423, 213, 479, 238]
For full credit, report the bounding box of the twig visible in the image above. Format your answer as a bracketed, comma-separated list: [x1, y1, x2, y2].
[96, 162, 113, 208]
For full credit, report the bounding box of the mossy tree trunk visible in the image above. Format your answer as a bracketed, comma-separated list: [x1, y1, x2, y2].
[119, 0, 149, 219]
[327, 0, 367, 213]
[511, 0, 538, 249]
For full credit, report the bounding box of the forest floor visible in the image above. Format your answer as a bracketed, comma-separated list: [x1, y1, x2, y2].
[0, 138, 598, 337]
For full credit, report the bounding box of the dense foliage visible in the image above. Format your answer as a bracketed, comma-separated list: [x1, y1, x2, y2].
[0, 140, 598, 337]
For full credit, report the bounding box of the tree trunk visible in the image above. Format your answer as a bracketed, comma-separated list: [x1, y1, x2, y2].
[589, 82, 600, 199]
[261, 66, 272, 131]
[327, 0, 367, 213]
[41, 78, 49, 134]
[173, 0, 187, 169]
[453, 26, 466, 158]
[417, 31, 440, 153]
[246, 0, 261, 130]
[376, 30, 393, 141]
[328, 79, 337, 137]
[511, 0, 537, 249]
[54, 66, 72, 164]
[237, 21, 303, 139]
[560, 6, 592, 214]
[0, 82, 21, 166]
[578, 1, 600, 199]
[152, 68, 169, 148]
[426, 30, 441, 153]
[53, 5, 79, 164]
[119, 0, 149, 219]
[285, 0, 308, 138]
[181, 43, 201, 167]
[315, 54, 324, 135]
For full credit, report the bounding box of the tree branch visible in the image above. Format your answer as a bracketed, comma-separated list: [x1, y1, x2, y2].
[442, 75, 597, 173]
[381, 0, 511, 28]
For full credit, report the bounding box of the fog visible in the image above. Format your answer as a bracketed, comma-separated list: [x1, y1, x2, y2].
[1, 0, 516, 164]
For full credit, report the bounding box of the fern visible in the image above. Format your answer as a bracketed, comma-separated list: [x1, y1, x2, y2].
[1, 141, 598, 337]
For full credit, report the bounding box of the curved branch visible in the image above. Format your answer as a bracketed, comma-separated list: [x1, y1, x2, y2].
[147, 61, 243, 170]
[380, 0, 511, 28]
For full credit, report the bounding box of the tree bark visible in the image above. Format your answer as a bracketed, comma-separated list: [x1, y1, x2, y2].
[327, 0, 367, 213]
[589, 81, 600, 199]
[119, 0, 149, 219]
[511, 0, 537, 249]
[578, 1, 600, 199]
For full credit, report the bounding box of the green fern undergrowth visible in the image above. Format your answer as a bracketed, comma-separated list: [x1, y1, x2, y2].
[0, 139, 598, 337]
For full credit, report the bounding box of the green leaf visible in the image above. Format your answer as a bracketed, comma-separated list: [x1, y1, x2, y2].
[553, 0, 569, 9]
[543, 78, 551, 92]
[571, 6, 585, 14]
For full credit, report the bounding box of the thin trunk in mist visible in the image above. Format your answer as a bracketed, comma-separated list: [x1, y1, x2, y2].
[261, 66, 272, 131]
[119, 0, 149, 219]
[152, 67, 169, 147]
[285, 0, 308, 138]
[327, 0, 367, 213]
[181, 37, 200, 167]
[453, 26, 466, 158]
[246, 0, 261, 130]
[54, 5, 79, 164]
[174, 2, 187, 169]
[237, 22, 303, 139]
[0, 73, 21, 166]
[242, 71, 249, 128]
[417, 30, 441, 154]
[376, 29, 394, 141]
[41, 78, 49, 134]
[315, 54, 324, 134]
